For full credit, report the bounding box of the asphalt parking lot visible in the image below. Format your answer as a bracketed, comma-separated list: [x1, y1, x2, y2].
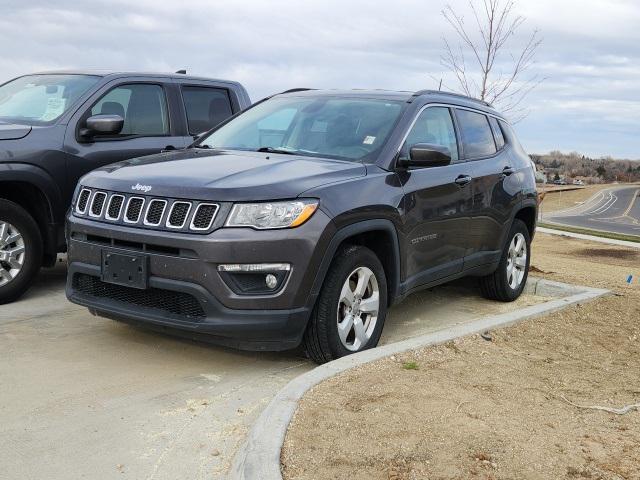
[1, 261, 548, 480]
[544, 185, 640, 236]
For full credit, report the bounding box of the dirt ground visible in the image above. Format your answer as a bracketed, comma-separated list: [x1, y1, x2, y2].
[281, 233, 640, 480]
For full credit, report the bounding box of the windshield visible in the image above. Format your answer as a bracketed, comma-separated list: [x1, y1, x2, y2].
[197, 96, 404, 161]
[0, 74, 100, 125]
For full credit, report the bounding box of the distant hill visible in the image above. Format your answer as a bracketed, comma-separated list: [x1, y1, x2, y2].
[530, 151, 640, 183]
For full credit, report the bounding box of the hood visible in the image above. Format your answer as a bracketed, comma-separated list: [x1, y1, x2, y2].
[82, 149, 366, 201]
[0, 121, 32, 140]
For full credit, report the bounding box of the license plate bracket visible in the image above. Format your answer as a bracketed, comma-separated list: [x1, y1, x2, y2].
[101, 250, 148, 290]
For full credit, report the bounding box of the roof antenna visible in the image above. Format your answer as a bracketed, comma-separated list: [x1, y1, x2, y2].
[175, 69, 187, 74]
[438, 78, 443, 91]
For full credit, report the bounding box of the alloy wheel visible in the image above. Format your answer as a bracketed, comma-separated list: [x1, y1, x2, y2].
[0, 221, 26, 287]
[336, 266, 380, 351]
[506, 232, 527, 289]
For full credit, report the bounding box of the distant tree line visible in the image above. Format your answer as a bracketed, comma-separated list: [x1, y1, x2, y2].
[530, 151, 640, 183]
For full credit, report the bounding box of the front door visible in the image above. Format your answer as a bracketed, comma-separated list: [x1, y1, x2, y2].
[398, 106, 472, 291]
[63, 80, 188, 206]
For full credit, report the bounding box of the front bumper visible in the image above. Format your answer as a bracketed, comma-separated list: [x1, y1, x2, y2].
[65, 209, 336, 351]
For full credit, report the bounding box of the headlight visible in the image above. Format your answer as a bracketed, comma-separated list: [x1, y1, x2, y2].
[225, 199, 318, 229]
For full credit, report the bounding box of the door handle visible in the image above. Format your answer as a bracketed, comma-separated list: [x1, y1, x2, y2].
[455, 174, 472, 187]
[502, 166, 515, 176]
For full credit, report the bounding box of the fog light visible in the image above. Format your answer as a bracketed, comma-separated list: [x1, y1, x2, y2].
[217, 263, 290, 295]
[265, 274, 278, 289]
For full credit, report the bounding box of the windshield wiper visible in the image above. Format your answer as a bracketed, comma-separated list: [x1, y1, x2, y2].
[256, 146, 297, 155]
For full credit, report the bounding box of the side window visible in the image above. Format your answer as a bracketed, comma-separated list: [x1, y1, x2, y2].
[455, 109, 496, 158]
[182, 86, 233, 135]
[91, 84, 169, 136]
[488, 116, 505, 150]
[403, 106, 459, 162]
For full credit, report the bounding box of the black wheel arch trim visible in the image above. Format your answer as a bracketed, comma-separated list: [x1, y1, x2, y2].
[308, 218, 402, 306]
[0, 162, 61, 223]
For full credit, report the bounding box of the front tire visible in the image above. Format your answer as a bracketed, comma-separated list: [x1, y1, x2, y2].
[0, 199, 43, 304]
[303, 245, 388, 364]
[480, 219, 531, 302]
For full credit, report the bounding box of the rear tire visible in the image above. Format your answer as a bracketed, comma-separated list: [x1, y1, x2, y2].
[480, 219, 530, 302]
[303, 245, 388, 364]
[0, 199, 42, 304]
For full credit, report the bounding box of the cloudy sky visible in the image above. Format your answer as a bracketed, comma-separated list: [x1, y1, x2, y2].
[1, 0, 638, 159]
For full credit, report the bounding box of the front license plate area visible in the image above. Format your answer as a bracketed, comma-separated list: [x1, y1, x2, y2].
[101, 250, 148, 290]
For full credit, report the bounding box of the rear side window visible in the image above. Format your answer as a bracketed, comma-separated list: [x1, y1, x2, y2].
[488, 117, 505, 150]
[182, 86, 233, 135]
[455, 109, 496, 158]
[403, 106, 459, 162]
[91, 83, 169, 136]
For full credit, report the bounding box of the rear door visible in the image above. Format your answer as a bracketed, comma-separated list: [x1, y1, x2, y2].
[174, 80, 246, 142]
[455, 108, 515, 269]
[398, 105, 473, 291]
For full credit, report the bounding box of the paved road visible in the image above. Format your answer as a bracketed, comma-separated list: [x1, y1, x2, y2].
[1, 262, 548, 480]
[544, 186, 640, 237]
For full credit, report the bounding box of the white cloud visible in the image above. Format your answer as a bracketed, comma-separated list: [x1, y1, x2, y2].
[0, 0, 638, 158]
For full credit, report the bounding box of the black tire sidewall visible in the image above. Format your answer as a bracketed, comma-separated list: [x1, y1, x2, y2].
[497, 219, 531, 301]
[318, 245, 388, 359]
[0, 199, 42, 304]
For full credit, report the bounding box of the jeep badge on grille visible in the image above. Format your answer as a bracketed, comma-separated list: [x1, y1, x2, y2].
[131, 183, 152, 193]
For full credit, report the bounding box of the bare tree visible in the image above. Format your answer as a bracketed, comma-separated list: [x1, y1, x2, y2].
[439, 0, 543, 121]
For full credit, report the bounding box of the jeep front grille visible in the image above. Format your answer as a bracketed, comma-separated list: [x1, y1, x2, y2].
[73, 188, 219, 233]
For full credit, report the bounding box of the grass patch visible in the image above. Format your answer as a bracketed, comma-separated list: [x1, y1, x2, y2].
[402, 361, 419, 370]
[539, 222, 640, 243]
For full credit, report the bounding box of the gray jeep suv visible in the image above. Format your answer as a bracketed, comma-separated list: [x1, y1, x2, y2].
[66, 88, 537, 363]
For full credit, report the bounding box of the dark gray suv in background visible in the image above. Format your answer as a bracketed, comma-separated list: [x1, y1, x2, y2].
[0, 70, 250, 303]
[66, 88, 537, 363]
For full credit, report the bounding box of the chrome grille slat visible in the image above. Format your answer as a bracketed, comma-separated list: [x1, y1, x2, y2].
[89, 192, 107, 218]
[144, 199, 167, 226]
[190, 203, 219, 231]
[124, 197, 145, 223]
[105, 195, 125, 220]
[166, 201, 192, 229]
[76, 188, 92, 214]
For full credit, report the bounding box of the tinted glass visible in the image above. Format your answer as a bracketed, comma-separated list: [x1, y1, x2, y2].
[0, 74, 99, 125]
[91, 84, 168, 136]
[182, 86, 233, 134]
[403, 107, 459, 162]
[488, 116, 505, 150]
[456, 109, 496, 158]
[198, 96, 404, 162]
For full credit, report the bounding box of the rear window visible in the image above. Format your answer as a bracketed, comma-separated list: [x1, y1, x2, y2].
[455, 109, 497, 158]
[488, 116, 505, 150]
[182, 86, 233, 135]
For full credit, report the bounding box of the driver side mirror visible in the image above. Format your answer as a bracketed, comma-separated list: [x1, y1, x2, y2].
[397, 143, 452, 169]
[79, 114, 124, 138]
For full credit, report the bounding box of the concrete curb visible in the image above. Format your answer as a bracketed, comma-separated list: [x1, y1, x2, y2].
[229, 278, 609, 480]
[537, 227, 640, 249]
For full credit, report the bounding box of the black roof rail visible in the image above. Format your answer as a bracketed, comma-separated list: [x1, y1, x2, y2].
[409, 89, 493, 107]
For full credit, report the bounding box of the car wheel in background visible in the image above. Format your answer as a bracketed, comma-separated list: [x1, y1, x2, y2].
[0, 199, 42, 304]
[303, 245, 388, 364]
